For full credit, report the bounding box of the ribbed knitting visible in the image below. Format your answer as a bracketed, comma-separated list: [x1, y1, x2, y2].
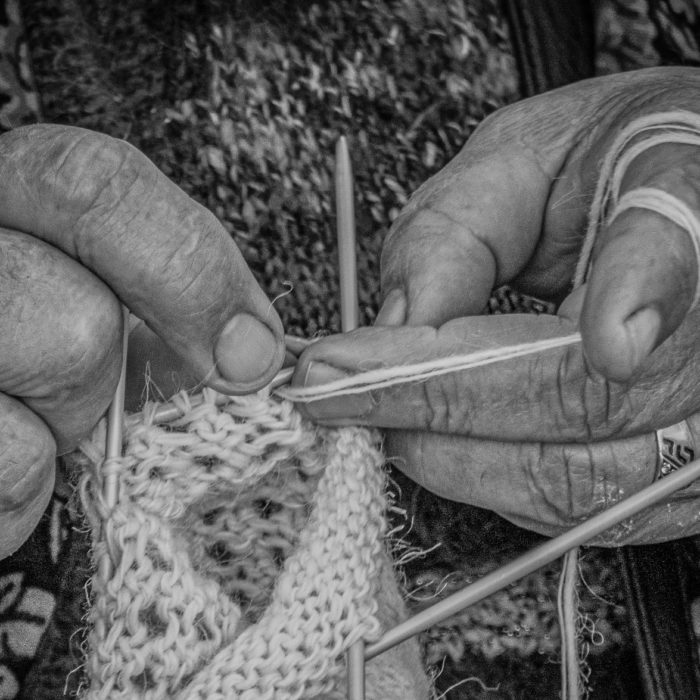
[78, 388, 429, 699]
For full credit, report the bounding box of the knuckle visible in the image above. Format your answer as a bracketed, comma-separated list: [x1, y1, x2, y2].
[0, 233, 122, 402]
[381, 207, 452, 268]
[418, 381, 439, 432]
[159, 213, 224, 301]
[380, 208, 427, 284]
[580, 369, 632, 439]
[418, 376, 471, 434]
[0, 401, 55, 513]
[18, 284, 122, 452]
[40, 130, 153, 237]
[526, 441, 637, 533]
[57, 290, 123, 390]
[15, 278, 123, 401]
[552, 345, 628, 441]
[525, 443, 598, 530]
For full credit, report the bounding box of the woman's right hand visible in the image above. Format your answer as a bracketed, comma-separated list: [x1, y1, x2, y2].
[0, 124, 285, 559]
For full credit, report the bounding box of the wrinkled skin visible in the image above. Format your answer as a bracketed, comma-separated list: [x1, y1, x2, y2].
[0, 125, 285, 559]
[294, 67, 700, 544]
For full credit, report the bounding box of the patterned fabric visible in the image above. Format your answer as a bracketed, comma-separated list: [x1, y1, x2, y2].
[0, 495, 77, 699]
[650, 0, 700, 64]
[0, 0, 40, 130]
[595, 0, 700, 74]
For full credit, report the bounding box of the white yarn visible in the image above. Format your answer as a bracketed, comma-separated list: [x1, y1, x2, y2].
[607, 130, 700, 201]
[277, 334, 581, 403]
[574, 110, 700, 293]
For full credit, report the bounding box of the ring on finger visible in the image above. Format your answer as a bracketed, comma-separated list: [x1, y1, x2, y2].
[656, 419, 696, 480]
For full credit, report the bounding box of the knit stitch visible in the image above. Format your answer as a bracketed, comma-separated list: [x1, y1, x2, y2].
[78, 388, 429, 699]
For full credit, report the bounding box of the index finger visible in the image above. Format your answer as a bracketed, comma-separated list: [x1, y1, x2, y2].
[0, 125, 284, 393]
[291, 311, 697, 443]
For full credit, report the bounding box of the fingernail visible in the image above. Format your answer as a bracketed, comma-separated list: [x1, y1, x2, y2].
[625, 306, 661, 370]
[375, 288, 407, 326]
[215, 313, 278, 384]
[303, 361, 375, 420]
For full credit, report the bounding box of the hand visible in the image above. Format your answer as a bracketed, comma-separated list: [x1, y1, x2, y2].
[0, 125, 285, 558]
[293, 67, 700, 544]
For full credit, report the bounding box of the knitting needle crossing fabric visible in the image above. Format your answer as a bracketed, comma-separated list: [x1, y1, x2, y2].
[79, 388, 429, 699]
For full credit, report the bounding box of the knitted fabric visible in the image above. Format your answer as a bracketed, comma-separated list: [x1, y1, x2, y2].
[78, 388, 429, 700]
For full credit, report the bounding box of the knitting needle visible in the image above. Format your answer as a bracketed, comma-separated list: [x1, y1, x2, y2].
[334, 135, 366, 700]
[365, 454, 700, 661]
[122, 332, 310, 427]
[124, 364, 296, 428]
[98, 307, 130, 582]
[336, 135, 360, 333]
[347, 637, 366, 700]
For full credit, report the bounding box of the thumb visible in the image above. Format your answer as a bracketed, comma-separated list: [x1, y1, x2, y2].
[0, 125, 284, 394]
[579, 144, 700, 381]
[581, 208, 697, 381]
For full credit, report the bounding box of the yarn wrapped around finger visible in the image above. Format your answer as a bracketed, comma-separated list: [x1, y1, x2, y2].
[574, 109, 700, 300]
[77, 387, 430, 700]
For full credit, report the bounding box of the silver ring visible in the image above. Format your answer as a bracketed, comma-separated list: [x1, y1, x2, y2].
[656, 420, 696, 479]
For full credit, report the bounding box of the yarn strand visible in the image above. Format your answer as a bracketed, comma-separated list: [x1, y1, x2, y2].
[574, 110, 700, 291]
[278, 334, 581, 402]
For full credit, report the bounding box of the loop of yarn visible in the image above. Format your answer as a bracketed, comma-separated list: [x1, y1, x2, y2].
[79, 389, 429, 699]
[574, 109, 700, 296]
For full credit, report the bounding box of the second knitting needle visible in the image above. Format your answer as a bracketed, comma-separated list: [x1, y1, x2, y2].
[98, 307, 129, 583]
